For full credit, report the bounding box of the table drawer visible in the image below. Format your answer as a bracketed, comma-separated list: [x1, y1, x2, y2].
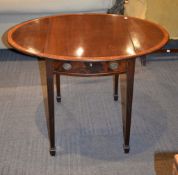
[53, 61, 128, 76]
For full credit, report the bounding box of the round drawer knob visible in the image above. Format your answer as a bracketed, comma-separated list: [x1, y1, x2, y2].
[63, 63, 72, 71]
[109, 62, 119, 70]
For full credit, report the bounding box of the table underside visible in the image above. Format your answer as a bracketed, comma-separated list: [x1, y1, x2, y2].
[46, 58, 135, 156]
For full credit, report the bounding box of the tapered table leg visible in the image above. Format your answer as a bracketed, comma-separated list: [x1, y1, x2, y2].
[56, 74, 61, 103]
[45, 59, 56, 156]
[122, 59, 135, 153]
[114, 74, 119, 101]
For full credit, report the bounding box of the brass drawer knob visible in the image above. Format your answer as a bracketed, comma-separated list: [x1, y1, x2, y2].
[63, 63, 72, 70]
[109, 62, 119, 70]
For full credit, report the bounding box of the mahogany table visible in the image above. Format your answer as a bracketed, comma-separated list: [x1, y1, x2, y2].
[7, 14, 168, 156]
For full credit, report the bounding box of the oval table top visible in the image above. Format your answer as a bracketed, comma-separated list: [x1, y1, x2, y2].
[7, 14, 169, 62]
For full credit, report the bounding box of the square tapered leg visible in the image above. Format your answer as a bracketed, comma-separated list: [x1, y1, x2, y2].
[56, 74, 61, 103]
[114, 74, 119, 101]
[46, 59, 56, 156]
[121, 59, 135, 153]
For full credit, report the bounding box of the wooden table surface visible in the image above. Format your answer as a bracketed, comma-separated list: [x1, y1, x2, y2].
[7, 14, 169, 62]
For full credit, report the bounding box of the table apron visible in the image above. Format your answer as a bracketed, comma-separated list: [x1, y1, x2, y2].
[52, 60, 130, 76]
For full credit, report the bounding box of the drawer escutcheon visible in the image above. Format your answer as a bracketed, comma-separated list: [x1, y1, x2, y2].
[63, 63, 72, 70]
[109, 62, 119, 70]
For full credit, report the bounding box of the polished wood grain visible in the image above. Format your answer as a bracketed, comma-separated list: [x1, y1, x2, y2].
[8, 14, 169, 62]
[7, 14, 169, 156]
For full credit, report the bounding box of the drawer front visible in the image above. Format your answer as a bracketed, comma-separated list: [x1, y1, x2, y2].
[53, 61, 128, 76]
